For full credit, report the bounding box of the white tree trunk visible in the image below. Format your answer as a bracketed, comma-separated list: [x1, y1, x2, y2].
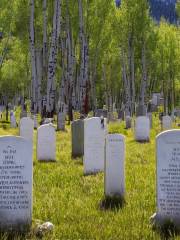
[140, 41, 147, 106]
[29, 0, 37, 112]
[35, 49, 42, 113]
[46, 0, 61, 113]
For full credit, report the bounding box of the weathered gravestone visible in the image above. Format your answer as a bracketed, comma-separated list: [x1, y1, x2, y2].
[151, 130, 180, 229]
[37, 124, 56, 161]
[162, 116, 172, 130]
[125, 116, 131, 129]
[105, 134, 125, 197]
[71, 120, 84, 158]
[57, 112, 66, 131]
[84, 117, 106, 175]
[19, 117, 34, 142]
[0, 136, 32, 230]
[136, 105, 147, 117]
[135, 116, 150, 142]
[10, 111, 17, 128]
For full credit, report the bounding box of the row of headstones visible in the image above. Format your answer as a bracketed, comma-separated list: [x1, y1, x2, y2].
[0, 117, 178, 230]
[10, 110, 66, 131]
[72, 117, 180, 230]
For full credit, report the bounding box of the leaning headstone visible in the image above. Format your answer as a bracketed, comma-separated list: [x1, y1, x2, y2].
[135, 116, 150, 142]
[57, 112, 66, 131]
[0, 136, 32, 230]
[71, 120, 84, 158]
[162, 116, 172, 130]
[125, 116, 131, 129]
[136, 105, 147, 117]
[151, 130, 180, 229]
[37, 124, 56, 161]
[105, 134, 125, 197]
[84, 117, 106, 175]
[10, 111, 17, 128]
[19, 117, 34, 142]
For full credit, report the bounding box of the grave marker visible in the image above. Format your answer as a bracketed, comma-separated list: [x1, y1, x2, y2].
[151, 130, 180, 229]
[0, 136, 32, 230]
[105, 134, 125, 197]
[135, 116, 150, 142]
[71, 120, 84, 158]
[162, 116, 172, 130]
[37, 124, 56, 161]
[84, 117, 106, 174]
[19, 117, 34, 142]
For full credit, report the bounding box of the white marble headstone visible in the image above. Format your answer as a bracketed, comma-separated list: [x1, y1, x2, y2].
[152, 130, 180, 228]
[135, 116, 150, 142]
[19, 117, 34, 142]
[37, 124, 56, 161]
[84, 117, 106, 175]
[162, 116, 172, 130]
[0, 136, 32, 230]
[105, 134, 125, 197]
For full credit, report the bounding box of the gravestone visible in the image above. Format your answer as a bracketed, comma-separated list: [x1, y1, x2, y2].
[71, 120, 84, 158]
[152, 94, 158, 106]
[10, 111, 17, 128]
[57, 112, 66, 131]
[0, 136, 32, 230]
[84, 117, 106, 175]
[151, 130, 180, 229]
[162, 116, 172, 130]
[19, 117, 34, 142]
[135, 116, 150, 142]
[105, 134, 125, 197]
[148, 112, 153, 128]
[125, 116, 131, 129]
[37, 124, 56, 161]
[118, 110, 124, 120]
[136, 105, 147, 117]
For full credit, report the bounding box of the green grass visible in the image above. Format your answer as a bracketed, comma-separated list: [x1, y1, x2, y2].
[0, 113, 180, 239]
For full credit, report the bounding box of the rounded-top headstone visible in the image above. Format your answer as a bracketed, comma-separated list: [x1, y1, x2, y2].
[37, 124, 56, 161]
[135, 116, 150, 142]
[19, 117, 34, 142]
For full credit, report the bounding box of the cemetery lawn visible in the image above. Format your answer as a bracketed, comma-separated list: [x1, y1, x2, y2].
[0, 116, 180, 240]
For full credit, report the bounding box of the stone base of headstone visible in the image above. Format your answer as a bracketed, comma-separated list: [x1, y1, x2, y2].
[150, 213, 180, 232]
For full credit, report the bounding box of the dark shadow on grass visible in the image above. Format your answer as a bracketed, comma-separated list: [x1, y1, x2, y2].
[151, 218, 179, 240]
[72, 159, 83, 165]
[99, 195, 125, 211]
